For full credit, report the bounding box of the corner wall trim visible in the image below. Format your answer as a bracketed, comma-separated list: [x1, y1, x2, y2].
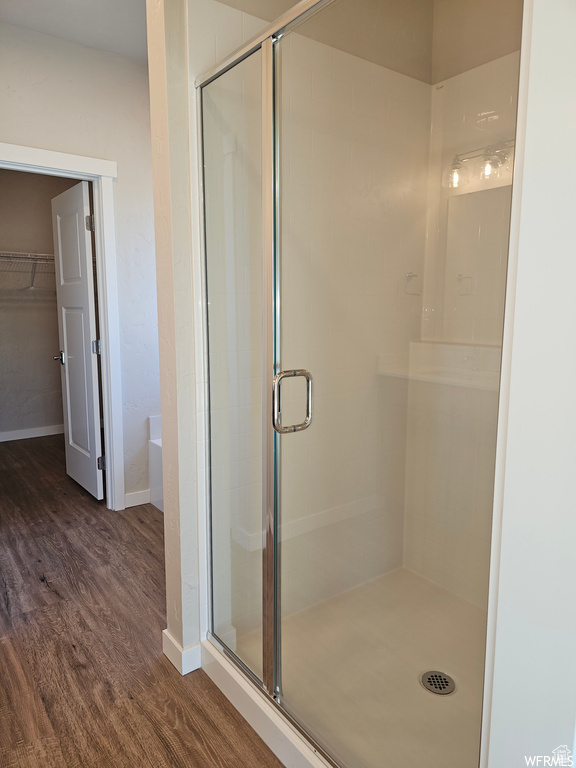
[202, 641, 332, 768]
[124, 489, 151, 508]
[0, 424, 64, 443]
[162, 630, 202, 675]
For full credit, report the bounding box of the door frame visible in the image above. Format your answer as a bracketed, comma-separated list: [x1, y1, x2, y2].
[0, 141, 125, 511]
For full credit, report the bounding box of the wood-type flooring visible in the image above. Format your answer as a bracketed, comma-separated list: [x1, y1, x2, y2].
[0, 435, 284, 768]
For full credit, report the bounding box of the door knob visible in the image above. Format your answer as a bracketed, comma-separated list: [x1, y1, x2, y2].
[53, 351, 65, 365]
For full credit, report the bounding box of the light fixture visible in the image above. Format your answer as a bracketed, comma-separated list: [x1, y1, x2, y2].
[442, 156, 469, 189]
[442, 140, 515, 190]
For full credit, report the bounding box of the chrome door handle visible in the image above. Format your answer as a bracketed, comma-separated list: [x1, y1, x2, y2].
[272, 369, 313, 434]
[53, 351, 65, 365]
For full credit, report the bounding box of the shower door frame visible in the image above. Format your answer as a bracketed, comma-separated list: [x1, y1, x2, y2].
[195, 0, 526, 763]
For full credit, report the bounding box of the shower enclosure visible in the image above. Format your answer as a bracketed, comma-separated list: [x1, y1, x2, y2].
[198, 0, 523, 765]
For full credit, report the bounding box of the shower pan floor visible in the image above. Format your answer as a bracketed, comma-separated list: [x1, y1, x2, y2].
[237, 567, 487, 768]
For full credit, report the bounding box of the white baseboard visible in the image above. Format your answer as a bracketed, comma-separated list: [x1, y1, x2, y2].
[162, 629, 202, 675]
[124, 489, 151, 507]
[202, 640, 332, 768]
[0, 424, 64, 443]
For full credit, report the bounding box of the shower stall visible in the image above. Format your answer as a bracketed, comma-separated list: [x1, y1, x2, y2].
[197, 0, 523, 765]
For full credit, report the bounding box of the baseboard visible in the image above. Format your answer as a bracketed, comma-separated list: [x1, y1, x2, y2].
[124, 489, 151, 507]
[162, 629, 202, 675]
[202, 640, 332, 768]
[0, 424, 64, 443]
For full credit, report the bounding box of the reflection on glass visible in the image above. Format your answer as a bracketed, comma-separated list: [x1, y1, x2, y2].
[202, 50, 264, 681]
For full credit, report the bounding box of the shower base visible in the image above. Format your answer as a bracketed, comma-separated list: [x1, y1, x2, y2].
[237, 568, 487, 768]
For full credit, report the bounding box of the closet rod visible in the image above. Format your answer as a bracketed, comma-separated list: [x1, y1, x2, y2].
[0, 251, 54, 264]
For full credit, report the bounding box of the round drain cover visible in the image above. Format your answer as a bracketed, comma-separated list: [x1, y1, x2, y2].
[421, 671, 456, 695]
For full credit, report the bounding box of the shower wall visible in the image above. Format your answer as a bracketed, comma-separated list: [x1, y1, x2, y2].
[422, 52, 520, 344]
[403, 53, 520, 606]
[278, 32, 429, 618]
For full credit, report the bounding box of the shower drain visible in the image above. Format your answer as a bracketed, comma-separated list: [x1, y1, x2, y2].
[421, 671, 456, 695]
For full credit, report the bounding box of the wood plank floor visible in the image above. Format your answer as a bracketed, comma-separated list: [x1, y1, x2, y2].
[0, 435, 284, 768]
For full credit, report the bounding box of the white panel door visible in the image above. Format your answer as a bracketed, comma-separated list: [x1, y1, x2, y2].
[52, 182, 103, 500]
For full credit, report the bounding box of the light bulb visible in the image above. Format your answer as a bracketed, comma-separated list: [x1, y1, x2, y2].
[442, 156, 468, 189]
[480, 150, 503, 181]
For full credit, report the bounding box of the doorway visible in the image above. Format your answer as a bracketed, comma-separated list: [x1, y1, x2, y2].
[0, 170, 105, 501]
[0, 141, 124, 510]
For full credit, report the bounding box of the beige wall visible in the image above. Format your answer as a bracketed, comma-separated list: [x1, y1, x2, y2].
[0, 171, 77, 435]
[0, 171, 76, 253]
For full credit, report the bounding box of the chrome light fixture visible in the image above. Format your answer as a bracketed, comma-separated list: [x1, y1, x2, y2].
[442, 140, 514, 189]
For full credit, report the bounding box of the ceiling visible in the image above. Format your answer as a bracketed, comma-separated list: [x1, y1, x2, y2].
[221, 0, 434, 82]
[0, 0, 148, 61]
[0, 0, 523, 79]
[218, 0, 523, 83]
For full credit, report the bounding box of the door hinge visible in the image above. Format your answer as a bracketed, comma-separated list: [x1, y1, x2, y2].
[97, 455, 106, 471]
[85, 214, 95, 232]
[92, 339, 101, 355]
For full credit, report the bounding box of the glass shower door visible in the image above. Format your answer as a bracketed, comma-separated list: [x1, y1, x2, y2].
[274, 20, 418, 763]
[202, 49, 265, 682]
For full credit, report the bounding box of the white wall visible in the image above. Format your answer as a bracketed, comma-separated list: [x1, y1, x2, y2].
[0, 23, 160, 497]
[487, 0, 576, 761]
[147, 0, 203, 658]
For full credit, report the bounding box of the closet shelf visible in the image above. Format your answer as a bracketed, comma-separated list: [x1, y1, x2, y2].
[0, 251, 55, 264]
